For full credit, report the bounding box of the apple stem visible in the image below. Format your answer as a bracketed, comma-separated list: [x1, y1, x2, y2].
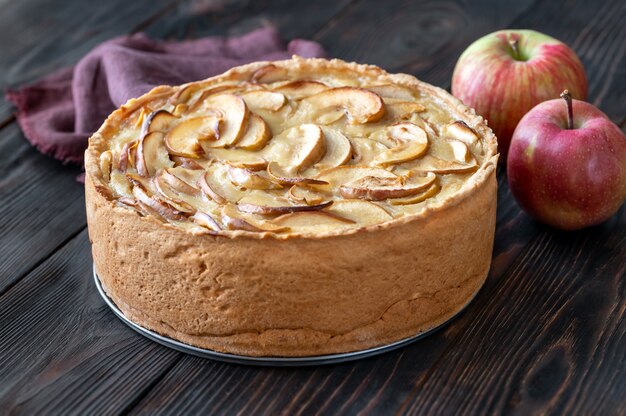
[560, 89, 574, 129]
[509, 37, 520, 60]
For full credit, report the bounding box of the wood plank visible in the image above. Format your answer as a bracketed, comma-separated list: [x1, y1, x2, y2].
[142, 0, 353, 41]
[0, 229, 182, 414]
[0, 124, 86, 293]
[399, 207, 625, 414]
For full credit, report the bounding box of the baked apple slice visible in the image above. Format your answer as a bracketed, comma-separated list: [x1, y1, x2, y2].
[373, 123, 429, 166]
[250, 64, 289, 83]
[164, 116, 221, 158]
[227, 165, 280, 190]
[267, 162, 328, 186]
[221, 203, 289, 232]
[191, 211, 222, 231]
[237, 192, 332, 215]
[153, 175, 196, 214]
[131, 184, 186, 221]
[367, 84, 415, 100]
[389, 182, 441, 205]
[340, 172, 436, 200]
[274, 80, 328, 99]
[287, 184, 331, 205]
[265, 124, 326, 172]
[303, 87, 385, 124]
[315, 165, 397, 188]
[162, 167, 201, 196]
[236, 114, 272, 151]
[315, 127, 353, 169]
[198, 171, 227, 204]
[442, 120, 479, 145]
[241, 90, 286, 112]
[136, 131, 174, 177]
[203, 94, 249, 147]
[327, 199, 392, 225]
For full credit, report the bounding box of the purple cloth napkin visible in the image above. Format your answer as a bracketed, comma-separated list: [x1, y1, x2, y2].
[5, 27, 326, 165]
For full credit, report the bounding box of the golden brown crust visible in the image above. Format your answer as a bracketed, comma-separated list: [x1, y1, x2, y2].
[85, 57, 498, 356]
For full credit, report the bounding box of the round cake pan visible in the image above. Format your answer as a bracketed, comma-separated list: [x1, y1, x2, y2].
[94, 265, 469, 366]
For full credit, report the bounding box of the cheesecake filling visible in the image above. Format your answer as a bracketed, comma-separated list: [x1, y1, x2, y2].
[98, 64, 489, 235]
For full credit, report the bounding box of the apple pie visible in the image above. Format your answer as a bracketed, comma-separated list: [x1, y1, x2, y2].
[85, 57, 498, 357]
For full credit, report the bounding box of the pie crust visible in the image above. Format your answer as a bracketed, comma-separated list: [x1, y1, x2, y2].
[85, 57, 498, 357]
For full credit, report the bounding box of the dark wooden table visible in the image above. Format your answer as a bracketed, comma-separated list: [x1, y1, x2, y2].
[1, 0, 624, 414]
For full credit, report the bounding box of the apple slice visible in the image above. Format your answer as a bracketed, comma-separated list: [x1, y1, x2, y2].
[154, 175, 196, 214]
[274, 80, 328, 99]
[171, 156, 204, 170]
[350, 138, 389, 165]
[315, 127, 353, 169]
[221, 204, 289, 232]
[203, 94, 249, 147]
[267, 161, 328, 186]
[340, 172, 436, 200]
[265, 124, 326, 172]
[143, 110, 179, 135]
[236, 114, 272, 150]
[199, 164, 245, 202]
[164, 116, 220, 158]
[271, 211, 355, 233]
[385, 101, 427, 120]
[373, 123, 429, 166]
[389, 182, 441, 205]
[237, 191, 332, 215]
[100, 151, 112, 181]
[162, 167, 201, 196]
[191, 211, 222, 231]
[186, 84, 242, 111]
[117, 141, 137, 171]
[136, 131, 174, 177]
[409, 154, 479, 174]
[287, 184, 331, 205]
[241, 90, 286, 112]
[209, 148, 268, 170]
[367, 84, 415, 100]
[315, 165, 397, 188]
[303, 87, 385, 124]
[327, 200, 393, 225]
[198, 171, 227, 204]
[442, 120, 479, 145]
[132, 184, 186, 221]
[227, 165, 280, 190]
[250, 64, 289, 83]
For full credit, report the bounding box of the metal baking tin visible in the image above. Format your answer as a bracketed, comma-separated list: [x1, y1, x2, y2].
[94, 265, 467, 366]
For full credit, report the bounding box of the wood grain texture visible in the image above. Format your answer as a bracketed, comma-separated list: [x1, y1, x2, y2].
[0, 230, 182, 414]
[0, 124, 85, 294]
[0, 0, 624, 414]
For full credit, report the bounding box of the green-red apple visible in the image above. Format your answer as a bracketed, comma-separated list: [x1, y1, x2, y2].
[452, 29, 588, 160]
[507, 91, 626, 230]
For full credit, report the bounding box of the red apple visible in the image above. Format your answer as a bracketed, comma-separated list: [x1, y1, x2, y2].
[507, 90, 626, 230]
[452, 29, 588, 160]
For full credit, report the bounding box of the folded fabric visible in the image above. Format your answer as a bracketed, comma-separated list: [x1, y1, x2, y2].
[5, 27, 326, 165]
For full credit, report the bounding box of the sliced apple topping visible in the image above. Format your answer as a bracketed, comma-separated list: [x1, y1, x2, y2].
[315, 165, 397, 188]
[236, 114, 271, 150]
[162, 168, 201, 196]
[143, 110, 179, 135]
[136, 131, 174, 177]
[117, 141, 137, 171]
[367, 84, 415, 101]
[271, 211, 355, 232]
[241, 90, 286, 112]
[227, 165, 280, 190]
[199, 164, 245, 202]
[164, 116, 221, 158]
[303, 87, 385, 124]
[340, 172, 436, 201]
[389, 182, 441, 205]
[191, 211, 222, 231]
[350, 138, 389, 165]
[385, 101, 427, 120]
[198, 171, 227, 204]
[237, 191, 332, 215]
[221, 203, 289, 232]
[201, 94, 249, 147]
[100, 151, 112, 181]
[442, 120, 479, 145]
[265, 124, 326, 172]
[287, 184, 331, 206]
[154, 175, 196, 214]
[250, 64, 289, 83]
[274, 80, 328, 99]
[267, 161, 328, 186]
[373, 123, 429, 166]
[327, 200, 392, 225]
[407, 154, 478, 174]
[131, 184, 186, 221]
[314, 127, 353, 169]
